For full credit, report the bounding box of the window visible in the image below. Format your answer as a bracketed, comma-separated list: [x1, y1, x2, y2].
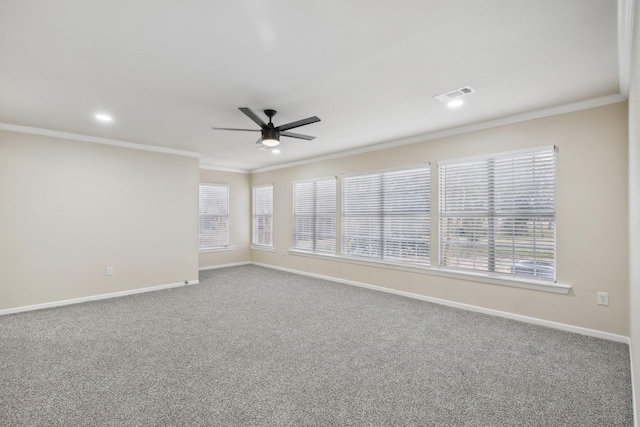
[293, 178, 336, 254]
[198, 184, 229, 250]
[252, 184, 273, 247]
[438, 146, 556, 281]
[342, 165, 430, 264]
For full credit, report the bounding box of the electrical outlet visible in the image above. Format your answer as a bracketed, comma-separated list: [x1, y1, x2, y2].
[106, 267, 113, 276]
[596, 292, 608, 306]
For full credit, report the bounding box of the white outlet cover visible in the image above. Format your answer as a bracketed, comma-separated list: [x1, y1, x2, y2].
[596, 292, 609, 306]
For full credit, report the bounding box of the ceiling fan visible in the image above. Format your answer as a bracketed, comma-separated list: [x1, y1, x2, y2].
[212, 108, 320, 148]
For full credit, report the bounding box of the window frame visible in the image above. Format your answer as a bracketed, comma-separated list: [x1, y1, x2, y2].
[438, 146, 556, 282]
[341, 164, 431, 266]
[292, 176, 337, 254]
[198, 183, 230, 252]
[252, 184, 274, 248]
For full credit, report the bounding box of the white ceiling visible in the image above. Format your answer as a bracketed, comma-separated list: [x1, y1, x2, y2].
[0, 0, 627, 171]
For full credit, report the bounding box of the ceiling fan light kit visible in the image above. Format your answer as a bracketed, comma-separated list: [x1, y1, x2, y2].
[212, 107, 320, 148]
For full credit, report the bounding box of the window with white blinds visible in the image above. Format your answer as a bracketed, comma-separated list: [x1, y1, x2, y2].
[438, 146, 556, 281]
[198, 184, 229, 250]
[293, 178, 336, 254]
[252, 185, 273, 247]
[342, 165, 430, 264]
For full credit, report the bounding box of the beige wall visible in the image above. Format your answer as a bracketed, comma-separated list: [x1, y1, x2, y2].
[0, 130, 200, 309]
[628, 0, 640, 419]
[199, 169, 251, 268]
[252, 102, 629, 336]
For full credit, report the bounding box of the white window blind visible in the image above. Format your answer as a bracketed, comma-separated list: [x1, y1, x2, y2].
[253, 185, 273, 247]
[293, 178, 336, 254]
[438, 146, 556, 281]
[342, 165, 430, 264]
[198, 184, 229, 250]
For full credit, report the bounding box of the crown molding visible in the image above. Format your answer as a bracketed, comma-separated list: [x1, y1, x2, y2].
[199, 164, 250, 174]
[250, 93, 626, 174]
[1, 93, 627, 174]
[618, 0, 636, 98]
[0, 122, 201, 158]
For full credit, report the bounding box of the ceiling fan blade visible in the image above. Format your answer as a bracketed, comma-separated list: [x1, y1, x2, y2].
[280, 131, 315, 141]
[276, 116, 321, 132]
[239, 107, 267, 128]
[255, 137, 263, 144]
[211, 127, 260, 132]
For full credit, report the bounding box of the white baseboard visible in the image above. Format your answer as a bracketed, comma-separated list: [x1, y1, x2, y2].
[199, 261, 251, 271]
[631, 345, 638, 427]
[252, 262, 630, 344]
[0, 279, 199, 316]
[3, 262, 630, 346]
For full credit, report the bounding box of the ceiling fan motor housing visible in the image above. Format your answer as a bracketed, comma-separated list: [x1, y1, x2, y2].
[262, 127, 279, 141]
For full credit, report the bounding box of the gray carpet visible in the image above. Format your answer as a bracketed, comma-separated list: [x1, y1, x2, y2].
[0, 265, 633, 426]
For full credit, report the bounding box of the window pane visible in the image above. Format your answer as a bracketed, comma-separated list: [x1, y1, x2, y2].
[293, 178, 336, 253]
[342, 166, 430, 264]
[198, 184, 229, 250]
[253, 185, 273, 246]
[342, 216, 383, 258]
[439, 147, 556, 281]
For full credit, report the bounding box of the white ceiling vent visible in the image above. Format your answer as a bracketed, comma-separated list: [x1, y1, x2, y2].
[434, 86, 476, 103]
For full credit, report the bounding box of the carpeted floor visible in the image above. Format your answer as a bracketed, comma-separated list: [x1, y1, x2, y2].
[0, 265, 633, 426]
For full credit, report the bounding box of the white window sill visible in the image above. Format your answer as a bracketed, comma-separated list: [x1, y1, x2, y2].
[199, 246, 235, 253]
[251, 245, 276, 252]
[288, 249, 570, 294]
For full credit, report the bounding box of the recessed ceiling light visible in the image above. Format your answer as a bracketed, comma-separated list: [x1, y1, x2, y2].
[271, 149, 281, 154]
[95, 113, 113, 122]
[447, 99, 464, 108]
